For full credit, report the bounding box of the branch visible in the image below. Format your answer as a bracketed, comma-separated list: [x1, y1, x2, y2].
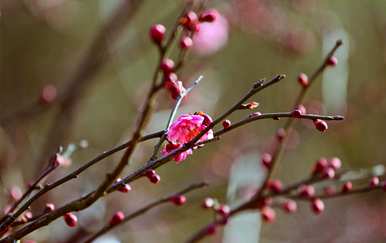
[0, 131, 163, 232]
[185, 40, 344, 243]
[258, 40, 343, 197]
[31, 0, 144, 177]
[0, 3, 198, 241]
[110, 75, 286, 192]
[85, 182, 208, 243]
[214, 112, 343, 137]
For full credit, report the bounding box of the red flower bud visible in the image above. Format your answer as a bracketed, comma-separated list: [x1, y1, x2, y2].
[199, 9, 218, 22]
[195, 111, 213, 126]
[327, 56, 338, 66]
[268, 179, 283, 194]
[370, 176, 380, 188]
[118, 183, 132, 193]
[329, 157, 342, 170]
[282, 200, 297, 213]
[297, 73, 309, 87]
[180, 36, 193, 49]
[261, 207, 276, 223]
[44, 203, 55, 213]
[202, 197, 215, 209]
[261, 153, 272, 169]
[205, 224, 217, 235]
[64, 212, 78, 227]
[222, 119, 231, 129]
[39, 84, 57, 105]
[160, 58, 175, 74]
[216, 204, 230, 217]
[314, 119, 328, 132]
[180, 11, 199, 32]
[298, 185, 315, 198]
[312, 157, 328, 175]
[311, 198, 325, 214]
[110, 211, 125, 226]
[341, 181, 353, 193]
[322, 167, 335, 179]
[170, 195, 187, 206]
[291, 104, 306, 118]
[146, 170, 161, 184]
[150, 24, 166, 44]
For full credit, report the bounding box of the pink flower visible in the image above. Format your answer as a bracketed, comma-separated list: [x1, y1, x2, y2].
[167, 114, 213, 144]
[163, 113, 214, 163]
[193, 11, 229, 56]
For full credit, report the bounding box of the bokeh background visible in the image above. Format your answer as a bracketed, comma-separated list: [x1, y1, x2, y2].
[1, 0, 386, 242]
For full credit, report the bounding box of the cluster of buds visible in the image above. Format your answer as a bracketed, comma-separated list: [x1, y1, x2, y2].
[179, 9, 218, 33]
[200, 197, 230, 235]
[201, 197, 230, 218]
[149, 9, 219, 100]
[290, 104, 329, 132]
[312, 157, 342, 179]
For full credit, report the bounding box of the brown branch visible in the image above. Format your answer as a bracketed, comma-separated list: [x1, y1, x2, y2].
[0, 74, 285, 241]
[32, 0, 143, 177]
[84, 182, 208, 243]
[109, 75, 286, 192]
[214, 112, 343, 137]
[0, 4, 197, 241]
[257, 40, 343, 199]
[0, 131, 163, 232]
[185, 40, 344, 243]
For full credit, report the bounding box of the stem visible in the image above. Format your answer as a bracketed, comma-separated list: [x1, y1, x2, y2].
[85, 182, 208, 243]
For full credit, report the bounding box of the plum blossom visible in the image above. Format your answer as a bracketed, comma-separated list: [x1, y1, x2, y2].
[163, 113, 214, 163]
[167, 114, 213, 144]
[193, 11, 229, 56]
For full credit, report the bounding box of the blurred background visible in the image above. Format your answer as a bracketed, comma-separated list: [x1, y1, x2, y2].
[1, 0, 386, 242]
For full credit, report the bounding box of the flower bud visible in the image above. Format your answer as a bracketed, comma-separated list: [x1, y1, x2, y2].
[63, 212, 78, 227]
[150, 24, 166, 45]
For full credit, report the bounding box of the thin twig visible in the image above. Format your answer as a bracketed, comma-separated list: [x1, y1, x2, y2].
[0, 3, 196, 241]
[84, 182, 208, 243]
[32, 0, 144, 177]
[0, 131, 163, 232]
[185, 40, 343, 243]
[110, 75, 286, 192]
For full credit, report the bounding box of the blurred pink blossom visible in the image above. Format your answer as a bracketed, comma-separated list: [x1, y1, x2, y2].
[193, 11, 229, 56]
